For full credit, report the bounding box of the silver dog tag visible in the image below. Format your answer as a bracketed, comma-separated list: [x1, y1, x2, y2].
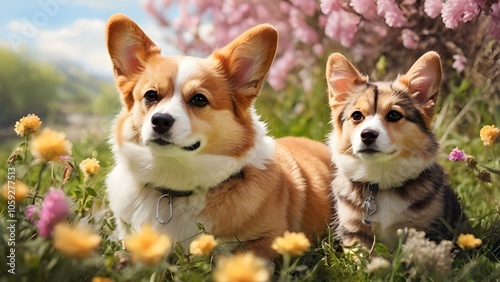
[156, 193, 174, 225]
[363, 196, 377, 225]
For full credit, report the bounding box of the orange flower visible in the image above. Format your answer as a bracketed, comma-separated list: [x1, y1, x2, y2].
[271, 231, 311, 256]
[190, 234, 218, 256]
[91, 277, 113, 282]
[479, 125, 500, 146]
[1, 180, 29, 202]
[124, 224, 171, 265]
[14, 114, 42, 137]
[31, 128, 72, 163]
[457, 233, 482, 249]
[53, 223, 102, 258]
[213, 253, 270, 282]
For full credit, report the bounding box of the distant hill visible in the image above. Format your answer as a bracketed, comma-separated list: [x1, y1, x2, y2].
[0, 48, 119, 137]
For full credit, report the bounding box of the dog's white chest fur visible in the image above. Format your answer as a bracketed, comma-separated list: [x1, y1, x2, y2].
[368, 191, 411, 241]
[106, 162, 212, 247]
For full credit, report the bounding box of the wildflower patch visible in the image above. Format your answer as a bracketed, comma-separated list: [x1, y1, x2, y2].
[1, 105, 499, 280]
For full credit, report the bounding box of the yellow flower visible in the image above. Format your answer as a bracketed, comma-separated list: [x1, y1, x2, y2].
[124, 224, 171, 265]
[31, 128, 72, 163]
[53, 223, 102, 259]
[1, 180, 30, 202]
[92, 277, 113, 282]
[79, 158, 100, 181]
[190, 234, 218, 256]
[457, 233, 482, 249]
[213, 253, 270, 282]
[271, 231, 311, 256]
[14, 114, 42, 137]
[480, 125, 500, 146]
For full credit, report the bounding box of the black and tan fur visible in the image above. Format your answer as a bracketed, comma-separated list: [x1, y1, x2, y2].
[326, 51, 467, 250]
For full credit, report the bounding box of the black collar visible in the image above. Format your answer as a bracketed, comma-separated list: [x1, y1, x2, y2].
[150, 168, 245, 198]
[351, 181, 379, 194]
[366, 182, 379, 194]
[154, 187, 194, 197]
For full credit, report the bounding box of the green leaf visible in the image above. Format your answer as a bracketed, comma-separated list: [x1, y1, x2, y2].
[72, 189, 82, 197]
[480, 163, 500, 175]
[86, 188, 97, 197]
[68, 161, 76, 169]
[47, 255, 60, 271]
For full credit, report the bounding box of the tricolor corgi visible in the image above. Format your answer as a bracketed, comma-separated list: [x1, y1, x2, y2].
[326, 51, 467, 251]
[105, 14, 333, 258]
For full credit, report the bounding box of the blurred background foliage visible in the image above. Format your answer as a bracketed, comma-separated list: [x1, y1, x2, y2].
[0, 48, 118, 162]
[0, 48, 119, 127]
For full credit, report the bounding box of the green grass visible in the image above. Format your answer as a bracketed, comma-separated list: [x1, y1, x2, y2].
[0, 74, 499, 281]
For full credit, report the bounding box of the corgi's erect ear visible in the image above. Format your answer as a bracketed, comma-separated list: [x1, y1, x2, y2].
[398, 51, 442, 117]
[106, 14, 161, 109]
[326, 53, 367, 107]
[213, 24, 278, 109]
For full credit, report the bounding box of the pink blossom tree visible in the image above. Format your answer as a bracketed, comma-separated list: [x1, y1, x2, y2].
[144, 0, 499, 92]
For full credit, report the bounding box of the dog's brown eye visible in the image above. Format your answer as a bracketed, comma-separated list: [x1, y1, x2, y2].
[387, 110, 403, 122]
[190, 94, 208, 107]
[144, 90, 159, 103]
[351, 111, 364, 122]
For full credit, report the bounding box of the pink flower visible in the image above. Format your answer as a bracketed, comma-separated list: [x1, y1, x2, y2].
[461, 0, 481, 22]
[221, 1, 250, 25]
[290, 8, 319, 44]
[452, 55, 467, 72]
[324, 8, 360, 47]
[376, 0, 407, 27]
[174, 6, 201, 29]
[25, 205, 39, 222]
[489, 2, 500, 39]
[320, 0, 341, 14]
[442, 0, 480, 29]
[401, 29, 419, 49]
[449, 146, 467, 162]
[267, 48, 295, 90]
[424, 0, 443, 19]
[313, 43, 324, 57]
[291, 0, 317, 16]
[351, 0, 377, 18]
[36, 188, 70, 238]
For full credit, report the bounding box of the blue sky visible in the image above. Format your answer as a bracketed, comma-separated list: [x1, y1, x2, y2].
[0, 0, 175, 78]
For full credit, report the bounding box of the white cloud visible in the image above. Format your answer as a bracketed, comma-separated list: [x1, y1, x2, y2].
[3, 16, 179, 78]
[6, 20, 25, 33]
[34, 18, 112, 77]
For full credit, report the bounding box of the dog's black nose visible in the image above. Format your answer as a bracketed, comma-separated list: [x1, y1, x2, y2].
[151, 113, 175, 134]
[361, 129, 379, 145]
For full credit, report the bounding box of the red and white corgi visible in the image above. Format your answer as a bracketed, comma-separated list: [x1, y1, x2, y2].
[105, 14, 333, 258]
[326, 52, 467, 251]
